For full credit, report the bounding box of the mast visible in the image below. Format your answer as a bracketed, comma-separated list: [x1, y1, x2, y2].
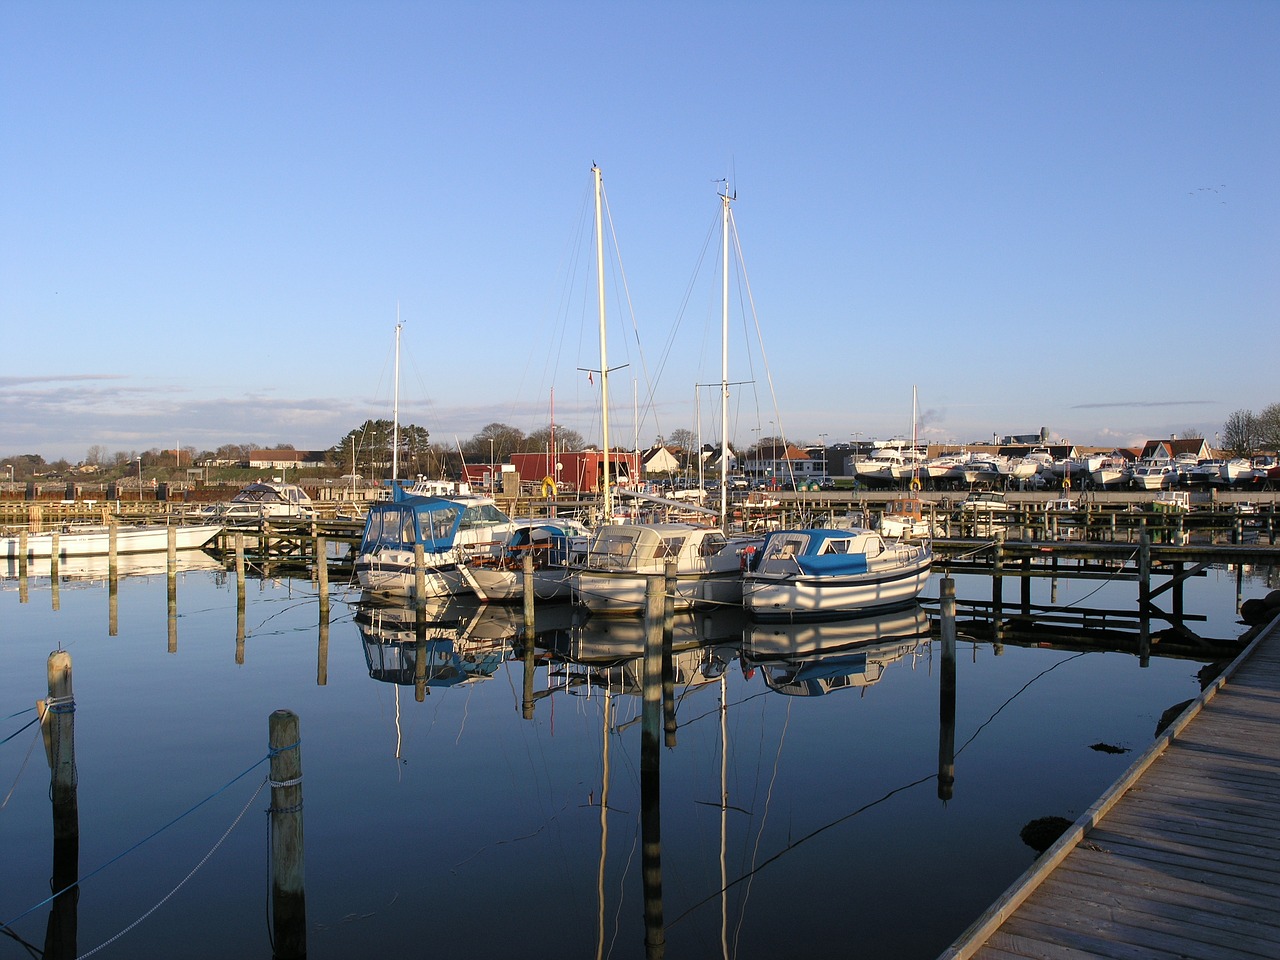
[911, 384, 919, 490]
[719, 185, 733, 530]
[392, 314, 402, 484]
[594, 165, 613, 521]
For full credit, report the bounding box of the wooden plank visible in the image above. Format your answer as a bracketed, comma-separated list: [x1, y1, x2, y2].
[948, 612, 1280, 960]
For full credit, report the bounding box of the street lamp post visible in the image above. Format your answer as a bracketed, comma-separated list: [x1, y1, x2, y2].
[136, 457, 143, 502]
[489, 438, 495, 492]
[3, 464, 12, 486]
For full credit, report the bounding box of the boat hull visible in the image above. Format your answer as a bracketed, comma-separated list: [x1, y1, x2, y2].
[575, 569, 743, 615]
[744, 558, 932, 621]
[1, 523, 222, 561]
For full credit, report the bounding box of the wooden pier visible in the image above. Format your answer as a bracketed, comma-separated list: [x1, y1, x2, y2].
[939, 610, 1280, 959]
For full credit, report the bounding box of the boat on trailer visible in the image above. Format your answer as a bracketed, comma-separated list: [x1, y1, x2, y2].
[742, 527, 932, 621]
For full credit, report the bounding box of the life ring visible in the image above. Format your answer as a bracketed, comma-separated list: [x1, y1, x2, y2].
[1062, 478, 1071, 490]
[541, 476, 557, 497]
[909, 478, 922, 491]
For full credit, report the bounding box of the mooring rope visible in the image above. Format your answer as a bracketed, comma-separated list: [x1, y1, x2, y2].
[75, 777, 269, 960]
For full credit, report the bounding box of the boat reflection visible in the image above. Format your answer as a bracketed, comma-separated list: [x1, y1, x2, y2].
[743, 603, 932, 697]
[2, 547, 224, 583]
[355, 594, 516, 688]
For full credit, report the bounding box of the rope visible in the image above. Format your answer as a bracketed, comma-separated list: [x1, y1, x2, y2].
[0, 706, 47, 813]
[1, 749, 276, 930]
[75, 777, 268, 959]
[267, 775, 302, 789]
[0, 715, 40, 747]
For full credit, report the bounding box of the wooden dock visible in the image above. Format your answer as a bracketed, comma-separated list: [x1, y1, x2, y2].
[940, 611, 1280, 959]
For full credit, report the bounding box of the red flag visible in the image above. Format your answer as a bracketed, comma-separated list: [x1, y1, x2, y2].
[588, 371, 594, 384]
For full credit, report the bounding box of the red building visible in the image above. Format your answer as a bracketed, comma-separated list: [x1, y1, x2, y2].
[509, 450, 643, 494]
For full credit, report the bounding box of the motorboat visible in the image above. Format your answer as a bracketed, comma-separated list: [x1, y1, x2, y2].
[573, 522, 752, 615]
[354, 492, 517, 598]
[1089, 457, 1131, 488]
[1219, 458, 1256, 485]
[877, 496, 935, 540]
[1131, 459, 1178, 491]
[958, 490, 1011, 515]
[458, 517, 590, 602]
[742, 527, 932, 621]
[1, 521, 222, 563]
[217, 481, 315, 523]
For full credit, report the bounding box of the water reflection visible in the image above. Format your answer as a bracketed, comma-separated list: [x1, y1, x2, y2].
[354, 595, 515, 688]
[743, 604, 931, 697]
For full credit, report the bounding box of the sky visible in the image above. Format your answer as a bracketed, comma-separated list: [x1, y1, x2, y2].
[2, 0, 1277, 465]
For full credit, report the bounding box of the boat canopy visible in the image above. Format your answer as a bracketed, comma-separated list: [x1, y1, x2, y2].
[755, 528, 886, 577]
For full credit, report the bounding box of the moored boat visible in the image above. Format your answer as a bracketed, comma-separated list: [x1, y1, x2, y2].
[1, 521, 222, 562]
[574, 522, 751, 615]
[742, 527, 932, 621]
[354, 492, 517, 598]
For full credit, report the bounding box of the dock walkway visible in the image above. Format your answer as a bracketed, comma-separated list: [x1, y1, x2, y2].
[941, 611, 1280, 959]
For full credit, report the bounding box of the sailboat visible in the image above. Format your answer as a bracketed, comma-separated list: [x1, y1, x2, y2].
[879, 386, 934, 540]
[354, 322, 519, 598]
[573, 171, 755, 614]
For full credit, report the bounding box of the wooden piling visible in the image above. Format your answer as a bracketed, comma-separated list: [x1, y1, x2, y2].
[1138, 528, 1151, 667]
[938, 577, 956, 803]
[268, 709, 306, 960]
[641, 573, 665, 956]
[108, 519, 118, 578]
[316, 535, 329, 621]
[50, 529, 60, 587]
[662, 559, 677, 748]
[522, 552, 536, 635]
[44, 649, 80, 959]
[414, 543, 426, 605]
[19, 528, 29, 580]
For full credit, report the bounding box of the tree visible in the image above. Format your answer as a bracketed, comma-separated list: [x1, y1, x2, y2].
[463, 423, 525, 461]
[1221, 409, 1258, 458]
[667, 428, 695, 452]
[524, 424, 585, 453]
[330, 420, 431, 479]
[1254, 402, 1280, 454]
[85, 445, 107, 466]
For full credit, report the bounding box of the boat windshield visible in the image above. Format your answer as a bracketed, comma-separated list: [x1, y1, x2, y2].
[459, 503, 511, 529]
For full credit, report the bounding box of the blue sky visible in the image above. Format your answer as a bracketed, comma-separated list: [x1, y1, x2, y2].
[3, 0, 1277, 463]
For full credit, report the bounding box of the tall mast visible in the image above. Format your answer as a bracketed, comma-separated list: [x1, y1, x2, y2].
[719, 185, 732, 530]
[594, 165, 613, 521]
[392, 312, 402, 484]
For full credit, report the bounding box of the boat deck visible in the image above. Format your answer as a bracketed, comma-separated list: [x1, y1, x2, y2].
[940, 611, 1280, 959]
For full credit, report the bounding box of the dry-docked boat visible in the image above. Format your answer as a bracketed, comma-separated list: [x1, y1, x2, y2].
[742, 527, 932, 621]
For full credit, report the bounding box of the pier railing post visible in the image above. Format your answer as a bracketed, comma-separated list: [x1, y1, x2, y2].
[268, 709, 306, 960]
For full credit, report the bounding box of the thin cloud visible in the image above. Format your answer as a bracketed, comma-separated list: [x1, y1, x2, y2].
[1071, 400, 1215, 410]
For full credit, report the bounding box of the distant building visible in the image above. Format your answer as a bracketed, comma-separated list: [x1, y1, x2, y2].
[244, 450, 328, 470]
[508, 450, 643, 493]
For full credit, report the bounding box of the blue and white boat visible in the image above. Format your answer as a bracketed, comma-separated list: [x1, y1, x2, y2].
[354, 492, 517, 598]
[462, 517, 591, 602]
[742, 527, 932, 621]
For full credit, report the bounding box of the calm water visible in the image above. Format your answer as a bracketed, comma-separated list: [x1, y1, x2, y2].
[1, 554, 1273, 959]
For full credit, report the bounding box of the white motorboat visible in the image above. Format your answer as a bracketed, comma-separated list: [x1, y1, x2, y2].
[1, 522, 222, 563]
[216, 481, 315, 523]
[878, 496, 935, 540]
[1131, 459, 1178, 490]
[574, 523, 750, 615]
[742, 527, 932, 621]
[1089, 457, 1131, 488]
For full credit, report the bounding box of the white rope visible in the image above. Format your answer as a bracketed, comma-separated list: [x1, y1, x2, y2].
[76, 776, 268, 959]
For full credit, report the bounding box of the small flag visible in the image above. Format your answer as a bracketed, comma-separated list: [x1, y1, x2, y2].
[588, 371, 594, 384]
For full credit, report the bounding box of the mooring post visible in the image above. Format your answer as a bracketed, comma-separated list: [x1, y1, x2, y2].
[268, 710, 306, 960]
[414, 610, 429, 703]
[50, 529, 60, 584]
[19, 528, 29, 582]
[938, 577, 956, 803]
[167, 527, 178, 654]
[414, 543, 426, 607]
[1138, 527, 1151, 667]
[991, 531, 1004, 645]
[662, 559, 677, 748]
[43, 652, 79, 960]
[316, 535, 329, 620]
[522, 552, 536, 634]
[641, 572, 665, 955]
[108, 519, 118, 579]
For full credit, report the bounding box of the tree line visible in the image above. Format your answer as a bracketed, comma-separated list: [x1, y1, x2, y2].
[1222, 403, 1280, 458]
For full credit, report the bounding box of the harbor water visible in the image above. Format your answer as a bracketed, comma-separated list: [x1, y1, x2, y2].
[1, 554, 1273, 959]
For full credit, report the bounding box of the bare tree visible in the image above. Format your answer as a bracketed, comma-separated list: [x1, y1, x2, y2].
[1221, 409, 1258, 458]
[1254, 402, 1280, 454]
